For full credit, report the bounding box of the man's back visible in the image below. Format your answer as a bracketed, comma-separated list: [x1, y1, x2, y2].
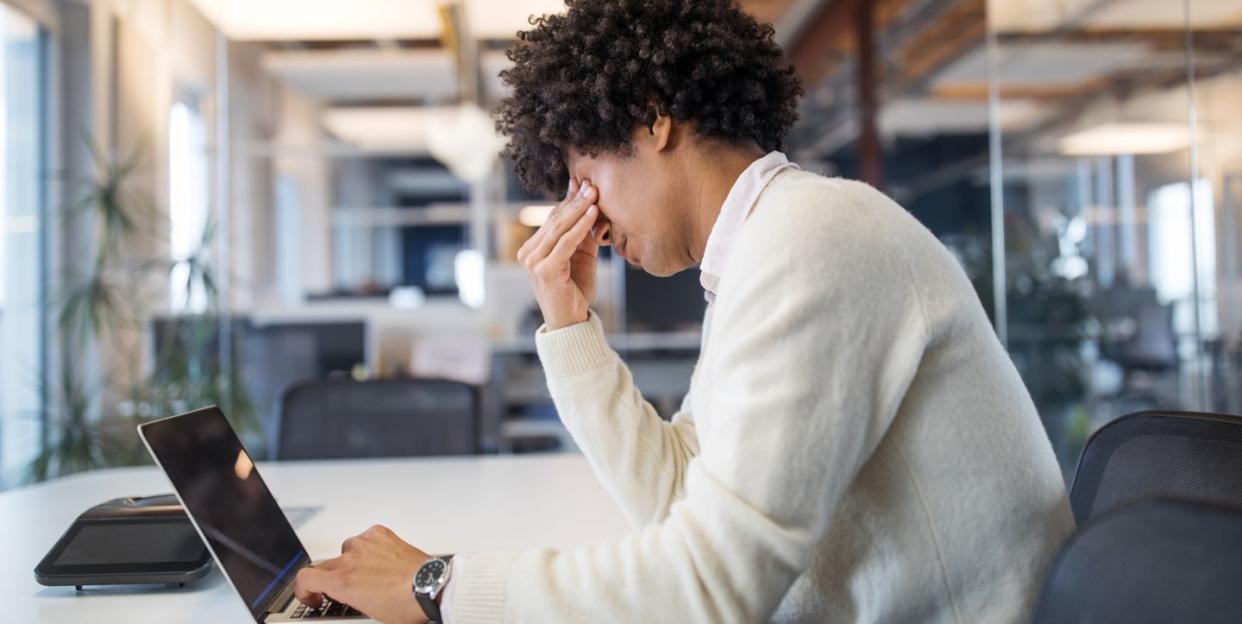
[691, 170, 1074, 622]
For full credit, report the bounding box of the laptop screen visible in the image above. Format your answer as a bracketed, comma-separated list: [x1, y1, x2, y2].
[141, 407, 308, 620]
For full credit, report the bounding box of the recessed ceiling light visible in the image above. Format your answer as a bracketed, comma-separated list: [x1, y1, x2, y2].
[1057, 122, 1192, 156]
[322, 106, 438, 152]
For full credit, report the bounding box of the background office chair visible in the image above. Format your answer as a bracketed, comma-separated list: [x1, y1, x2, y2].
[1032, 498, 1242, 624]
[1069, 410, 1242, 524]
[275, 378, 480, 460]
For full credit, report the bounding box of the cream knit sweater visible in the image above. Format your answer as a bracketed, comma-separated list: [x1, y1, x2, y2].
[451, 171, 1074, 623]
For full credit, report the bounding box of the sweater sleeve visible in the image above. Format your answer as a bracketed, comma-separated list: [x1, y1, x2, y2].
[533, 311, 700, 528]
[451, 192, 929, 623]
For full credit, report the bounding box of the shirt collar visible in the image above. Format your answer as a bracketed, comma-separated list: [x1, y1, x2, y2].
[699, 151, 797, 301]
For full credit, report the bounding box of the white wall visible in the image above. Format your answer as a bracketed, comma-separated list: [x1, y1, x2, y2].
[226, 40, 278, 310]
[273, 84, 333, 299]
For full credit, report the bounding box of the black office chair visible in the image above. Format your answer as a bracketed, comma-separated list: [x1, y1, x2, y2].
[1069, 410, 1242, 524]
[274, 378, 481, 460]
[1032, 498, 1242, 624]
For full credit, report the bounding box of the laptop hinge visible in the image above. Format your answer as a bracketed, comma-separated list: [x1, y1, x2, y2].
[266, 577, 298, 615]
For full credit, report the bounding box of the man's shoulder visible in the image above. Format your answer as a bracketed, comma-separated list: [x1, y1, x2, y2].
[742, 170, 921, 256]
[733, 170, 968, 299]
[758, 170, 902, 219]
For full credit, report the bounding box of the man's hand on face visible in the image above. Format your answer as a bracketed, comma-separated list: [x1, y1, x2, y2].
[517, 176, 607, 330]
[293, 525, 431, 624]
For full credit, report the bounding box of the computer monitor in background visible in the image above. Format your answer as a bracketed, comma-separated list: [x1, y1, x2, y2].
[150, 317, 368, 453]
[401, 224, 466, 297]
[245, 321, 367, 379]
[149, 316, 249, 373]
[623, 265, 707, 332]
[239, 321, 367, 448]
[151, 318, 366, 379]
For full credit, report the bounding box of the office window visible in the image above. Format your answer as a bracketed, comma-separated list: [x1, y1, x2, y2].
[275, 174, 302, 303]
[0, 5, 45, 484]
[1149, 179, 1217, 341]
[168, 98, 210, 313]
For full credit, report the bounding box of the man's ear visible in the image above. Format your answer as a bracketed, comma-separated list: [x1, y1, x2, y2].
[649, 113, 673, 152]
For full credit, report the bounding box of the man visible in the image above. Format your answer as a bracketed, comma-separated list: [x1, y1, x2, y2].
[294, 1, 1074, 622]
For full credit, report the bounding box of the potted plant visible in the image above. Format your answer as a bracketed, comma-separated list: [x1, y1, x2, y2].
[28, 135, 255, 483]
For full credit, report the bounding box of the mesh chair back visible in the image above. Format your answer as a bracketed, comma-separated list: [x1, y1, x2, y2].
[1069, 410, 1242, 524]
[276, 378, 479, 460]
[1032, 499, 1242, 624]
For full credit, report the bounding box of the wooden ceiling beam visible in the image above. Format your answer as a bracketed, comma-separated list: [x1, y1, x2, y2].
[788, 0, 913, 85]
[788, 0, 857, 83]
[738, 0, 801, 29]
[895, 0, 985, 83]
[998, 27, 1242, 54]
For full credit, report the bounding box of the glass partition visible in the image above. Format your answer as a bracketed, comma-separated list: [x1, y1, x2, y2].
[986, 0, 1242, 471]
[0, 4, 45, 485]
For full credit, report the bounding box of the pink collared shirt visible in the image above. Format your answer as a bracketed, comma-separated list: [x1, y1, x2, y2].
[699, 151, 799, 302]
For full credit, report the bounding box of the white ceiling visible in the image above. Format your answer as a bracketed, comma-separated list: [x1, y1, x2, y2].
[1084, 0, 1242, 29]
[323, 105, 506, 181]
[990, 0, 1242, 33]
[263, 48, 513, 103]
[189, 0, 566, 41]
[264, 49, 455, 102]
[240, 0, 1240, 152]
[880, 98, 1049, 136]
[323, 106, 448, 152]
[934, 41, 1152, 89]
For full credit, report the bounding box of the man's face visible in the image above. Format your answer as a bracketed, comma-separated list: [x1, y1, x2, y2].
[565, 131, 691, 277]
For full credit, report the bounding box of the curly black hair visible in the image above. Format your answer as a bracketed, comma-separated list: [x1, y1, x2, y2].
[495, 0, 803, 197]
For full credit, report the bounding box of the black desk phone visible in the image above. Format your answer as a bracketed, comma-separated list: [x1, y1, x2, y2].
[34, 494, 213, 590]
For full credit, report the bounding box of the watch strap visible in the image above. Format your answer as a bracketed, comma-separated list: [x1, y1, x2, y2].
[416, 591, 442, 624]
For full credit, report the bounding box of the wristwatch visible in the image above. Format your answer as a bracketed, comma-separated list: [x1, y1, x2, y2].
[413, 555, 454, 624]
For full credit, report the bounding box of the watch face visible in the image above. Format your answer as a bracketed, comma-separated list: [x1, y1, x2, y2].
[415, 559, 446, 592]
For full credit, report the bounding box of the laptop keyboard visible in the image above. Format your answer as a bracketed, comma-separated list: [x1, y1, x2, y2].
[291, 598, 363, 619]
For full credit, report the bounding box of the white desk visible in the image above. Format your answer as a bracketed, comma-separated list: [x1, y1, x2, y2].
[4, 454, 629, 622]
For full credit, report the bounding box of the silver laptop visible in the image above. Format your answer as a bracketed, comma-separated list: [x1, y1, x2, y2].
[139, 406, 376, 622]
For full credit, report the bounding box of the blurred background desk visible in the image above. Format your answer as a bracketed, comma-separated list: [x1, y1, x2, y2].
[142, 299, 703, 458]
[491, 330, 700, 452]
[3, 455, 629, 623]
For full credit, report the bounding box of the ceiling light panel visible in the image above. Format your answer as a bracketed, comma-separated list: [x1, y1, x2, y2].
[264, 49, 457, 103]
[191, 0, 569, 41]
[1058, 123, 1193, 156]
[323, 106, 442, 152]
[934, 42, 1151, 89]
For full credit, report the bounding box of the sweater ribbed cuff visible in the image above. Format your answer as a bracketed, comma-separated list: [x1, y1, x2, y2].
[449, 551, 518, 624]
[534, 310, 614, 379]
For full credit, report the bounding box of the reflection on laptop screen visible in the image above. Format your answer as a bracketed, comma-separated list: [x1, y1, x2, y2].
[141, 407, 307, 619]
